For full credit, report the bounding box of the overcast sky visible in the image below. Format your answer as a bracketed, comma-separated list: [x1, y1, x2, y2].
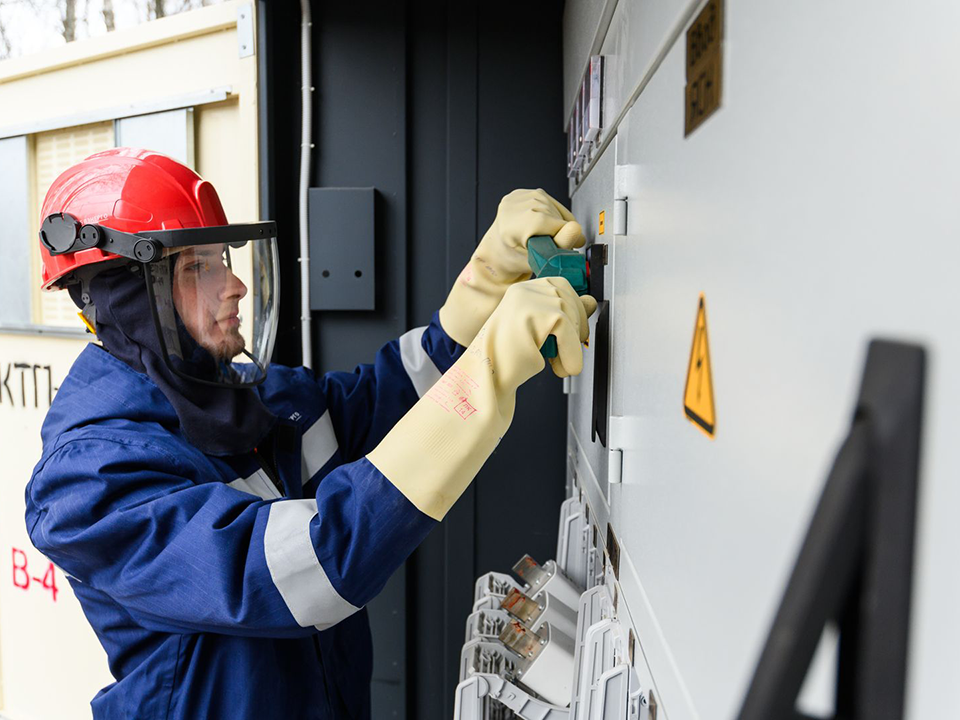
[0, 0, 223, 60]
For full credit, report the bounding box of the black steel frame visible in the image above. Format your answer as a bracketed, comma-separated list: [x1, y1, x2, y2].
[41, 211, 277, 264]
[737, 339, 925, 720]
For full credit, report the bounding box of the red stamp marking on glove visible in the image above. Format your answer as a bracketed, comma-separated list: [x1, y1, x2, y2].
[454, 399, 477, 419]
[428, 367, 480, 418]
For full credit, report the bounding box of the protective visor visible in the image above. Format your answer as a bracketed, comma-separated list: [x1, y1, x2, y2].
[146, 238, 279, 387]
[40, 215, 280, 388]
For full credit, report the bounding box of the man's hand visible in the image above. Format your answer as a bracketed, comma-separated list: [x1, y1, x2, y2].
[439, 189, 585, 347]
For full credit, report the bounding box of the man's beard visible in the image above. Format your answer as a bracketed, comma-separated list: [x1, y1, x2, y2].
[210, 327, 246, 362]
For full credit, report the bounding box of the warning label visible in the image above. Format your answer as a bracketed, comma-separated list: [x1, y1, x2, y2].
[683, 294, 715, 437]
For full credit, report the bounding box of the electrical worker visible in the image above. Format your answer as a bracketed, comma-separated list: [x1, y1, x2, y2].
[25, 148, 596, 719]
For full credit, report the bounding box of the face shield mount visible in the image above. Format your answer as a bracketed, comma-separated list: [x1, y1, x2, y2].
[40, 213, 277, 262]
[42, 213, 281, 389]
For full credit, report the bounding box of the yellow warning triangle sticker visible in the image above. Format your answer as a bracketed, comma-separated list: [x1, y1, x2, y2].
[683, 293, 715, 437]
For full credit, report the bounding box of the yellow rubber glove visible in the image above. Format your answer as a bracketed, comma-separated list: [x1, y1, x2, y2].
[439, 189, 586, 347]
[369, 278, 598, 520]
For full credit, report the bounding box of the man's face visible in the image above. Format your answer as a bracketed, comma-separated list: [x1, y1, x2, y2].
[172, 245, 248, 362]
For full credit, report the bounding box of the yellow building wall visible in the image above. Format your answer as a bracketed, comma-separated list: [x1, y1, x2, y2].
[0, 2, 260, 717]
[0, 335, 100, 720]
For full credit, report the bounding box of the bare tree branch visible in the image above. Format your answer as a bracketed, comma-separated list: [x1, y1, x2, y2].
[102, 0, 115, 31]
[62, 0, 77, 43]
[0, 0, 220, 59]
[0, 8, 13, 60]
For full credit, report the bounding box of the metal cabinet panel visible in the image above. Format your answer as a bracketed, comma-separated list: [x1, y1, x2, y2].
[308, 187, 376, 311]
[565, 0, 704, 191]
[567, 1, 960, 719]
[563, 0, 617, 124]
[569, 144, 616, 537]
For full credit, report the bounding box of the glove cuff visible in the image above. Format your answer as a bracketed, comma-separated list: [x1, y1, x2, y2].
[367, 348, 508, 521]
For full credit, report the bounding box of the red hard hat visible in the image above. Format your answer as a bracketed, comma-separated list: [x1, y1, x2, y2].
[39, 147, 229, 290]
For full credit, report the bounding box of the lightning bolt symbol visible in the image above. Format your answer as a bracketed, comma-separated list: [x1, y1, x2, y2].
[695, 317, 706, 401]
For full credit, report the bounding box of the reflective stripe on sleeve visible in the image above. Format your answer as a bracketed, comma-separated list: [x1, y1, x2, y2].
[399, 326, 442, 398]
[301, 410, 338, 485]
[227, 468, 282, 500]
[263, 498, 360, 629]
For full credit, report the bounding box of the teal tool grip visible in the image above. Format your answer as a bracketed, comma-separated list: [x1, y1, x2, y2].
[526, 235, 589, 358]
[541, 335, 559, 358]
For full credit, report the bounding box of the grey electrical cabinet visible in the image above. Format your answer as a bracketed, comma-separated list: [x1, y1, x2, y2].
[449, 0, 960, 718]
[308, 187, 376, 311]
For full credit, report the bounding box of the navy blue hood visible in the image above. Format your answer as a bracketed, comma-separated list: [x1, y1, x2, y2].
[69, 265, 276, 456]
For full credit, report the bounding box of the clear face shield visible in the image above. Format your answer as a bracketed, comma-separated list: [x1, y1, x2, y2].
[39, 214, 280, 388]
[145, 234, 280, 387]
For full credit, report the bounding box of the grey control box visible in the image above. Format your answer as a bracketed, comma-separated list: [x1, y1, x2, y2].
[308, 187, 376, 311]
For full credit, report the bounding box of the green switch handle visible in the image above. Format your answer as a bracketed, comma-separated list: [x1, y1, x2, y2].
[526, 235, 589, 358]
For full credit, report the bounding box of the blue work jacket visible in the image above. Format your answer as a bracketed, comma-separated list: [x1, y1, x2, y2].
[25, 315, 462, 719]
